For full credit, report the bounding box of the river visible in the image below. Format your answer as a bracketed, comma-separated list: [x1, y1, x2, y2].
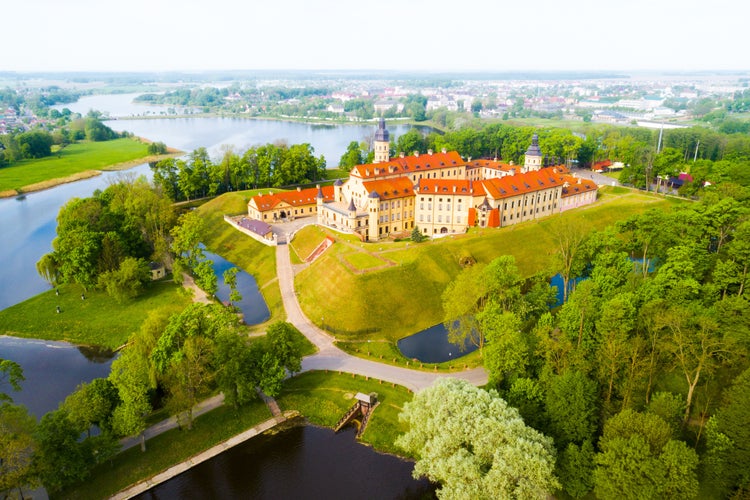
[2, 94, 428, 497]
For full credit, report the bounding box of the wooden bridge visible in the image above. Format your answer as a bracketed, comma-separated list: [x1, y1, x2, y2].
[334, 392, 379, 437]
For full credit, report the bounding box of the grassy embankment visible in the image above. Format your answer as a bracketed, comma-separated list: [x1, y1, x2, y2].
[0, 138, 180, 197]
[61, 370, 414, 499]
[0, 281, 191, 349]
[294, 186, 688, 351]
[58, 400, 273, 500]
[196, 189, 285, 331]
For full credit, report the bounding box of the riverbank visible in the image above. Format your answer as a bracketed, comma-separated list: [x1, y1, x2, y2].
[0, 138, 182, 198]
[110, 411, 299, 500]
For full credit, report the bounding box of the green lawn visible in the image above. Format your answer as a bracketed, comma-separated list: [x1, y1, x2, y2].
[295, 187, 689, 342]
[59, 400, 272, 500]
[276, 371, 414, 456]
[289, 224, 328, 262]
[0, 139, 155, 193]
[343, 250, 389, 271]
[0, 281, 191, 349]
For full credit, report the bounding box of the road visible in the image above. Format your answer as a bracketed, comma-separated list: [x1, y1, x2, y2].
[275, 241, 488, 392]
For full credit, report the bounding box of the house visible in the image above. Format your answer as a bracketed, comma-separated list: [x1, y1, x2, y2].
[248, 185, 334, 222]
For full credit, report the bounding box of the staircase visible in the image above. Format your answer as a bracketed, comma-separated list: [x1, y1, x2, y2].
[334, 402, 361, 432]
[356, 402, 379, 437]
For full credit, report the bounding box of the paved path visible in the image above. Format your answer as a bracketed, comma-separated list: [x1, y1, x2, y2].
[120, 394, 225, 451]
[276, 243, 488, 392]
[111, 411, 296, 500]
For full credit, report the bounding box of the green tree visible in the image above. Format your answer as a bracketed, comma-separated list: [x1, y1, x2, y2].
[147, 141, 168, 155]
[16, 129, 53, 158]
[704, 367, 750, 495]
[62, 378, 119, 436]
[223, 266, 242, 305]
[109, 347, 152, 450]
[0, 359, 24, 402]
[266, 322, 303, 374]
[338, 140, 363, 170]
[34, 409, 92, 493]
[194, 260, 217, 297]
[410, 225, 426, 242]
[557, 440, 595, 498]
[594, 409, 699, 500]
[396, 378, 559, 500]
[544, 370, 599, 448]
[479, 307, 526, 386]
[0, 402, 38, 495]
[548, 217, 589, 302]
[97, 257, 151, 302]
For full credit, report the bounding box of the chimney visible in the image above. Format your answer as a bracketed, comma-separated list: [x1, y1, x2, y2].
[414, 151, 420, 157]
[297, 186, 301, 192]
[509, 161, 514, 166]
[467, 156, 472, 162]
[578, 178, 582, 184]
[441, 147, 447, 154]
[399, 152, 405, 158]
[428, 149, 433, 155]
[365, 169, 370, 176]
[453, 185, 457, 193]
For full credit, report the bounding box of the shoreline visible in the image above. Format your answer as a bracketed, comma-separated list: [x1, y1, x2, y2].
[0, 149, 183, 199]
[110, 411, 301, 500]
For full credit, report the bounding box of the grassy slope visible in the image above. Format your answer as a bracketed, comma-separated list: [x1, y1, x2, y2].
[296, 187, 689, 342]
[196, 190, 284, 329]
[59, 400, 272, 500]
[276, 371, 414, 456]
[289, 224, 328, 262]
[0, 281, 191, 349]
[0, 139, 151, 192]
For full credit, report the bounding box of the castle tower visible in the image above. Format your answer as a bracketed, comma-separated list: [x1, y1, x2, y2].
[524, 133, 543, 172]
[367, 191, 380, 241]
[373, 118, 390, 163]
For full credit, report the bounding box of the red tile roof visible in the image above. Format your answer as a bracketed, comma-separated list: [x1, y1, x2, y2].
[467, 159, 515, 172]
[362, 177, 414, 200]
[251, 186, 334, 212]
[560, 175, 597, 198]
[416, 179, 474, 195]
[478, 166, 564, 200]
[351, 151, 465, 179]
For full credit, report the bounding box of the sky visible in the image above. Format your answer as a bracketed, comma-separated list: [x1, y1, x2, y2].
[3, 0, 749, 73]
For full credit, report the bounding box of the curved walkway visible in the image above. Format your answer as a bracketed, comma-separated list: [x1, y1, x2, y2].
[276, 243, 488, 392]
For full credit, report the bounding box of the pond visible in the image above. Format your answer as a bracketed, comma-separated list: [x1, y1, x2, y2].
[397, 323, 478, 364]
[203, 249, 270, 325]
[136, 424, 435, 500]
[0, 336, 116, 418]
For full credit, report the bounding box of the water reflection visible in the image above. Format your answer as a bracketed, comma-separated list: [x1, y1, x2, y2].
[0, 336, 116, 418]
[397, 323, 478, 364]
[137, 425, 435, 500]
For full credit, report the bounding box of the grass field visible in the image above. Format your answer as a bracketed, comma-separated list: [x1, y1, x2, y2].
[0, 138, 160, 194]
[0, 280, 192, 349]
[197, 190, 285, 330]
[276, 371, 414, 456]
[295, 187, 690, 342]
[289, 224, 328, 262]
[59, 400, 272, 500]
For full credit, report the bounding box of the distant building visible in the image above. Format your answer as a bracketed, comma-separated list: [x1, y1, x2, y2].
[248, 185, 334, 222]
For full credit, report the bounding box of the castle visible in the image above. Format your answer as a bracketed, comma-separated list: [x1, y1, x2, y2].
[248, 120, 597, 241]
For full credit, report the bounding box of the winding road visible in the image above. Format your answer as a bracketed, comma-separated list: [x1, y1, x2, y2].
[275, 241, 488, 392]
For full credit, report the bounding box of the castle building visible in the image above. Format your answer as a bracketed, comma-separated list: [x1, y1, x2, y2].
[244, 122, 598, 241]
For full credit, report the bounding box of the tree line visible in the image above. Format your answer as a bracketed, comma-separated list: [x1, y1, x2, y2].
[431, 193, 749, 498]
[0, 313, 305, 495]
[151, 143, 326, 202]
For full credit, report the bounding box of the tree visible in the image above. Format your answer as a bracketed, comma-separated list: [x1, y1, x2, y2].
[0, 359, 24, 402]
[34, 409, 92, 493]
[97, 257, 151, 302]
[194, 260, 218, 297]
[223, 266, 242, 305]
[594, 409, 699, 500]
[410, 225, 426, 243]
[147, 141, 168, 155]
[16, 129, 53, 158]
[557, 440, 595, 498]
[704, 367, 750, 495]
[479, 307, 527, 386]
[266, 322, 303, 374]
[396, 378, 559, 500]
[109, 347, 152, 450]
[62, 378, 119, 436]
[213, 331, 258, 408]
[548, 217, 589, 303]
[442, 264, 488, 353]
[338, 140, 363, 170]
[544, 370, 599, 448]
[0, 403, 38, 495]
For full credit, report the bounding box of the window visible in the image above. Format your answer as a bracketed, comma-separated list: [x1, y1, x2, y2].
[419, 214, 424, 222]
[420, 203, 424, 210]
[438, 204, 443, 211]
[457, 216, 461, 224]
[438, 215, 442, 223]
[446, 215, 451, 223]
[428, 203, 432, 210]
[427, 215, 432, 222]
